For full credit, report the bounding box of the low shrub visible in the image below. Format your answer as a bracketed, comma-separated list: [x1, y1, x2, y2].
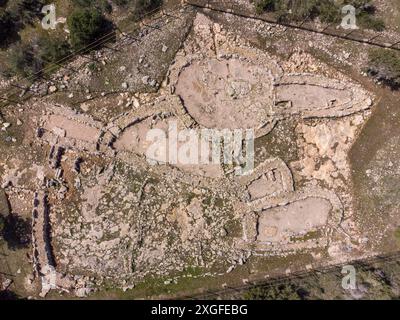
[358, 12, 385, 31]
[253, 0, 384, 28]
[0, 10, 16, 46]
[72, 0, 113, 14]
[367, 49, 400, 90]
[37, 34, 71, 63]
[6, 43, 43, 77]
[67, 8, 112, 50]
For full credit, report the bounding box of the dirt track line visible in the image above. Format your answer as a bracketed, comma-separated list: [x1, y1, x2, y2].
[185, 0, 400, 52]
[180, 250, 400, 299]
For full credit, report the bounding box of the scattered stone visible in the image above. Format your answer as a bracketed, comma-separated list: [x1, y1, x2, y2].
[52, 127, 66, 138]
[80, 103, 90, 112]
[142, 76, 150, 85]
[75, 177, 81, 189]
[49, 86, 57, 93]
[226, 265, 234, 273]
[1, 278, 12, 291]
[122, 284, 135, 292]
[133, 98, 140, 108]
[220, 228, 228, 237]
[58, 185, 68, 200]
[75, 287, 93, 298]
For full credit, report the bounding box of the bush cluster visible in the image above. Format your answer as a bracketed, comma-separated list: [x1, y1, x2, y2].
[67, 8, 112, 50]
[254, 0, 339, 22]
[367, 49, 400, 90]
[2, 0, 164, 77]
[0, 0, 44, 47]
[254, 0, 385, 30]
[3, 0, 113, 77]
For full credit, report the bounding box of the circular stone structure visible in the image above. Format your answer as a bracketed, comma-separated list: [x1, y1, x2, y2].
[176, 58, 275, 131]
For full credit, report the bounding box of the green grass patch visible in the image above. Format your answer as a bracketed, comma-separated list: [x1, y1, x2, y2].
[395, 227, 400, 242]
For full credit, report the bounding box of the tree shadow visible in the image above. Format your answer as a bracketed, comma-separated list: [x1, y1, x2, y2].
[0, 12, 20, 49]
[0, 289, 21, 300]
[2, 214, 31, 251]
[0, 0, 45, 49]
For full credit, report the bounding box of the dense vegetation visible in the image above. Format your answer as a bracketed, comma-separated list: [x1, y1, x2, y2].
[67, 7, 112, 50]
[253, 0, 385, 31]
[0, 0, 45, 48]
[244, 283, 304, 300]
[0, 10, 16, 47]
[0, 0, 163, 78]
